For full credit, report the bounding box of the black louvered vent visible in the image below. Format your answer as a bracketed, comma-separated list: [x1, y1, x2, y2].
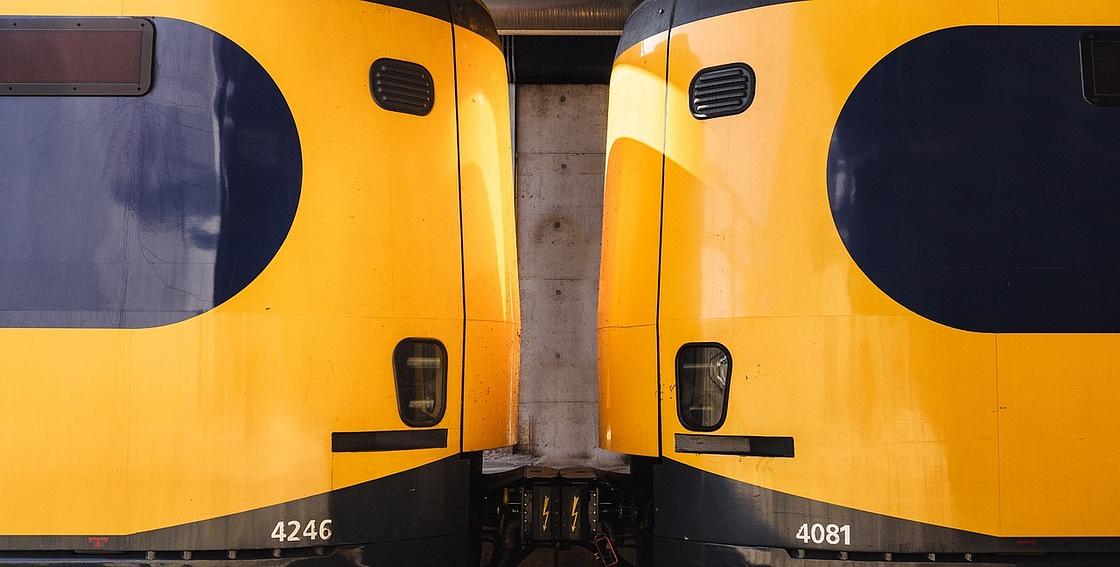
[690, 63, 755, 120]
[370, 58, 435, 116]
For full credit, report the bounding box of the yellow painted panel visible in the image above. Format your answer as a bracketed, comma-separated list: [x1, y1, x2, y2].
[660, 0, 994, 322]
[597, 35, 670, 456]
[461, 321, 520, 450]
[660, 317, 1000, 534]
[598, 325, 659, 456]
[997, 335, 1120, 536]
[122, 315, 463, 533]
[999, 0, 1120, 25]
[657, 0, 1004, 535]
[599, 35, 669, 329]
[113, 0, 465, 322]
[644, 0, 1120, 539]
[0, 331, 129, 532]
[0, 0, 469, 535]
[991, 6, 1120, 533]
[455, 25, 520, 451]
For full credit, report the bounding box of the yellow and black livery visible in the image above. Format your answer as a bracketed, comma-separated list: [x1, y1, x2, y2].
[601, 0, 1120, 565]
[0, 0, 518, 564]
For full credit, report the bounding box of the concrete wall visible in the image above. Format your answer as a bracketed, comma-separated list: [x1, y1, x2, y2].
[481, 83, 635, 567]
[513, 84, 616, 467]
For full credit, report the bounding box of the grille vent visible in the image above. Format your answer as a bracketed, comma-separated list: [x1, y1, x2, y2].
[370, 58, 435, 116]
[689, 63, 755, 120]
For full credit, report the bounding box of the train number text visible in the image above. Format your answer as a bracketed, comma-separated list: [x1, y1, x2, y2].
[795, 523, 850, 546]
[270, 519, 333, 543]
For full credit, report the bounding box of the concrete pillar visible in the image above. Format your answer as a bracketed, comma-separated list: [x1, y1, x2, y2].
[514, 84, 615, 467]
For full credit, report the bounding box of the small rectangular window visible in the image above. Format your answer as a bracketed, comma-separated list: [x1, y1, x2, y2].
[0, 17, 153, 96]
[393, 339, 448, 428]
[1082, 32, 1120, 106]
[676, 343, 732, 432]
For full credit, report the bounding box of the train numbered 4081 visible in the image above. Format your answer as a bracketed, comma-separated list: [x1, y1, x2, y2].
[0, 0, 518, 565]
[600, 0, 1120, 565]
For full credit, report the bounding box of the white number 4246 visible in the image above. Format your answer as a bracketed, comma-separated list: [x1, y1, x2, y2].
[795, 523, 851, 546]
[271, 519, 333, 543]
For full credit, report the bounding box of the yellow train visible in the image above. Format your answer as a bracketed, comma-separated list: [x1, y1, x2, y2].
[601, 0, 1120, 565]
[0, 0, 517, 564]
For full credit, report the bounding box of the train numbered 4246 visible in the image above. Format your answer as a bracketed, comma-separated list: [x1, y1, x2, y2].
[0, 1, 518, 565]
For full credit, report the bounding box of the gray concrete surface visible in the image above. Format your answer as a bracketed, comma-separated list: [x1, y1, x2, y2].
[481, 84, 629, 567]
[511, 84, 622, 470]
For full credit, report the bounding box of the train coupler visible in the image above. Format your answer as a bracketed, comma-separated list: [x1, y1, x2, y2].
[481, 465, 640, 567]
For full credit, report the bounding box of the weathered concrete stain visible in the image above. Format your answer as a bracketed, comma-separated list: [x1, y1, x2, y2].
[512, 84, 620, 469]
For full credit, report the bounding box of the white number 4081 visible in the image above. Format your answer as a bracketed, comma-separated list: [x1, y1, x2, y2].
[271, 519, 333, 543]
[795, 523, 851, 546]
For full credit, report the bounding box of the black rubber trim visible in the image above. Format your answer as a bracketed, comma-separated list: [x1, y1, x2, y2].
[675, 434, 794, 457]
[449, 0, 501, 50]
[332, 429, 449, 452]
[652, 0, 677, 457]
[449, 12, 469, 456]
[673, 0, 806, 31]
[616, 0, 808, 59]
[616, 0, 674, 59]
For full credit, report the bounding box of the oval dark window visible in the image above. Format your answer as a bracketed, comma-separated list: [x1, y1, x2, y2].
[676, 343, 732, 432]
[829, 26, 1120, 333]
[393, 339, 449, 428]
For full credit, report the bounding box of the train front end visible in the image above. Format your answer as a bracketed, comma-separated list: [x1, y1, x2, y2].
[601, 1, 1120, 565]
[0, 0, 518, 564]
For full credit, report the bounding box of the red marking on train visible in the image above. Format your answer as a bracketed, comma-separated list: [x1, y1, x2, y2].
[1015, 539, 1037, 546]
[87, 536, 109, 549]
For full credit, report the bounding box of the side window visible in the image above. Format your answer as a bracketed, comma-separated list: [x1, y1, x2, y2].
[393, 339, 448, 427]
[676, 343, 732, 431]
[370, 58, 435, 116]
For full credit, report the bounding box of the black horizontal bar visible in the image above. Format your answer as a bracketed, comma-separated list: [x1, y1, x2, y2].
[332, 429, 448, 452]
[675, 434, 794, 457]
